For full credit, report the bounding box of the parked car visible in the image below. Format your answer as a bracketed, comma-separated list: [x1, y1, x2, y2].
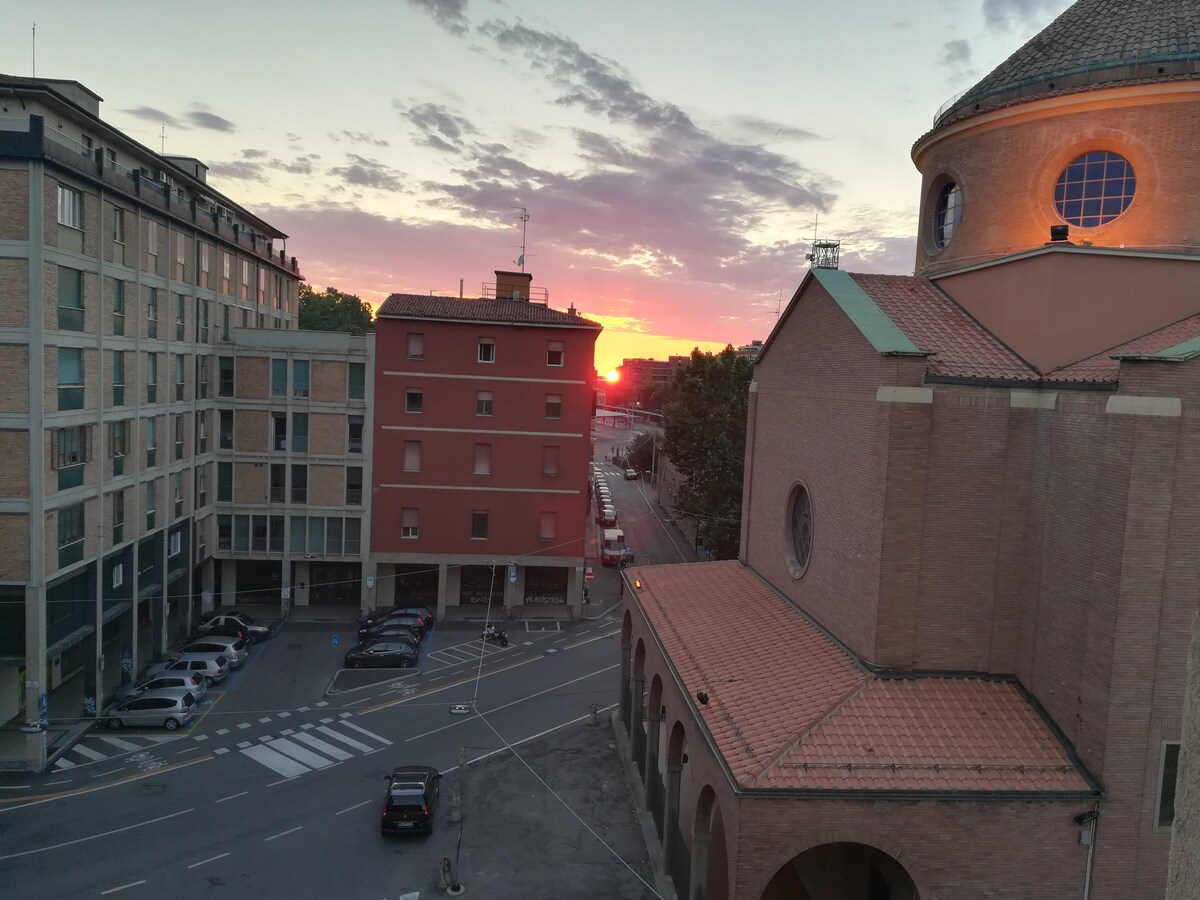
[179, 636, 248, 668]
[102, 688, 196, 731]
[147, 652, 229, 684]
[381, 766, 442, 835]
[196, 610, 273, 643]
[359, 614, 426, 642]
[344, 642, 418, 669]
[115, 671, 207, 703]
[360, 606, 434, 630]
[597, 505, 617, 527]
[354, 627, 420, 650]
[624, 468, 638, 480]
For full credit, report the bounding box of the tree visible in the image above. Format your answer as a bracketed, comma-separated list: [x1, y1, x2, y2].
[662, 346, 753, 560]
[626, 431, 656, 474]
[298, 284, 375, 334]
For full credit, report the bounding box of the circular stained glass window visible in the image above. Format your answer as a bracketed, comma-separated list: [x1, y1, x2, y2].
[933, 181, 962, 249]
[788, 484, 813, 576]
[1054, 150, 1135, 227]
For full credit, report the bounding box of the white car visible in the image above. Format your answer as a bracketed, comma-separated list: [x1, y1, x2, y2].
[178, 635, 248, 668]
[147, 652, 229, 684]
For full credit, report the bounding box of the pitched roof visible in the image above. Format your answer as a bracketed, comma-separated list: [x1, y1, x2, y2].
[1046, 313, 1200, 382]
[937, 0, 1200, 127]
[377, 293, 602, 329]
[630, 560, 1094, 795]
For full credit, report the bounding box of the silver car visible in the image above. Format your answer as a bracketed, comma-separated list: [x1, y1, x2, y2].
[115, 671, 208, 703]
[179, 635, 248, 668]
[147, 652, 229, 684]
[103, 688, 196, 731]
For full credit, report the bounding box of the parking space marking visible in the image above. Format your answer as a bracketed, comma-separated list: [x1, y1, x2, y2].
[240, 745, 309, 779]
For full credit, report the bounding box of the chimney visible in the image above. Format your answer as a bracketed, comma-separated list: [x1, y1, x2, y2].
[495, 270, 533, 301]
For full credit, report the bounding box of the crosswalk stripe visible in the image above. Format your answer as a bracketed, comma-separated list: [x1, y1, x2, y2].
[315, 725, 373, 753]
[97, 736, 140, 752]
[52, 757, 77, 770]
[267, 737, 334, 769]
[338, 720, 393, 746]
[290, 732, 352, 761]
[241, 744, 309, 779]
[72, 743, 109, 761]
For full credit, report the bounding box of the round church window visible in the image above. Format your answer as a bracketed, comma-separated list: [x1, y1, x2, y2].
[787, 483, 813, 577]
[1054, 150, 1135, 228]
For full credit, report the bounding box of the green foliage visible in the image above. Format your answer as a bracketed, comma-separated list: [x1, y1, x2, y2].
[626, 432, 656, 474]
[662, 346, 752, 560]
[298, 284, 375, 334]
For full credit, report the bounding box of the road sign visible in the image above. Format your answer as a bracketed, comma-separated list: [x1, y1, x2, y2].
[584, 567, 594, 583]
[331, 634, 340, 648]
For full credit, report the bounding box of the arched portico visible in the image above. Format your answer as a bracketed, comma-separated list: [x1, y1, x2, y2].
[645, 674, 665, 837]
[665, 721, 691, 899]
[630, 640, 647, 779]
[760, 842, 919, 900]
[620, 611, 633, 734]
[690, 784, 730, 900]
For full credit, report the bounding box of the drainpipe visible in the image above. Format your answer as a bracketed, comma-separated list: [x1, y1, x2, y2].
[1082, 802, 1100, 900]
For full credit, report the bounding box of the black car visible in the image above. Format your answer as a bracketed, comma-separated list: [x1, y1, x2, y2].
[344, 641, 418, 669]
[359, 615, 425, 642]
[360, 606, 434, 630]
[381, 765, 441, 835]
[355, 627, 420, 650]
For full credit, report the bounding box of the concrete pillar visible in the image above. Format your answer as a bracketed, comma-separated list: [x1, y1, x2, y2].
[362, 559, 378, 615]
[504, 564, 522, 619]
[438, 562, 453, 619]
[150, 593, 167, 659]
[81, 627, 99, 720]
[280, 556, 292, 619]
[220, 559, 237, 606]
[294, 561, 310, 607]
[118, 607, 135, 688]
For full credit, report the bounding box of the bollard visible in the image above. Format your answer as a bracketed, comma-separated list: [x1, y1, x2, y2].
[589, 702, 601, 726]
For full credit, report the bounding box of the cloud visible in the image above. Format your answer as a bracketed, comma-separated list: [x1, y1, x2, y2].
[328, 131, 391, 147]
[120, 107, 180, 127]
[938, 39, 972, 67]
[329, 154, 405, 192]
[406, 0, 470, 36]
[727, 116, 820, 142]
[982, 0, 1064, 31]
[207, 160, 263, 180]
[397, 101, 479, 152]
[185, 110, 235, 132]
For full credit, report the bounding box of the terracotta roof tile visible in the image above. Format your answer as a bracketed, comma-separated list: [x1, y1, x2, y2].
[377, 293, 602, 329]
[631, 560, 1092, 794]
[1047, 313, 1200, 383]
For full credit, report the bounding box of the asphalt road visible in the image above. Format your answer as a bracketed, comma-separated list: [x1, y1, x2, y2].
[0, 613, 655, 899]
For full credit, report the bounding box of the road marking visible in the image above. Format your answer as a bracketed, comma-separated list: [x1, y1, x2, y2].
[290, 732, 352, 760]
[193, 734, 209, 742]
[258, 736, 273, 742]
[215, 791, 248, 803]
[45, 779, 72, 785]
[320, 717, 334, 724]
[0, 784, 31, 790]
[176, 746, 200, 755]
[315, 701, 329, 707]
[546, 648, 558, 653]
[0, 808, 194, 860]
[213, 747, 229, 755]
[301, 723, 315, 730]
[339, 720, 393, 745]
[265, 826, 303, 842]
[101, 880, 147, 895]
[265, 738, 334, 769]
[277, 711, 291, 718]
[188, 852, 229, 869]
[335, 799, 374, 816]
[0, 757, 211, 811]
[71, 743, 108, 761]
[240, 745, 309, 779]
[338, 712, 353, 718]
[51, 757, 76, 769]
[97, 736, 140, 752]
[314, 725, 373, 753]
[216, 728, 230, 735]
[91, 768, 123, 779]
[281, 728, 295, 735]
[237, 722, 251, 730]
[258, 717, 272, 723]
[343, 697, 373, 707]
[237, 741, 252, 748]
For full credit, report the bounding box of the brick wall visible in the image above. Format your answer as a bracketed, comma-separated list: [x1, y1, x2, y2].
[311, 359, 346, 403]
[237, 356, 268, 400]
[0, 346, 29, 413]
[0, 260, 29, 327]
[0, 430, 29, 497]
[308, 464, 344, 506]
[234, 409, 268, 453]
[234, 461, 267, 504]
[310, 412, 346, 455]
[0, 170, 28, 240]
[0, 513, 29, 581]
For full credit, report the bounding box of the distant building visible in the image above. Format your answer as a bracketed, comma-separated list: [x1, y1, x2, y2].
[371, 271, 601, 619]
[620, 2, 1200, 897]
[733, 340, 763, 359]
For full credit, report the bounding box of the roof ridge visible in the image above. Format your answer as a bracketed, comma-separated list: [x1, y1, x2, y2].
[924, 278, 1042, 376]
[1048, 311, 1200, 373]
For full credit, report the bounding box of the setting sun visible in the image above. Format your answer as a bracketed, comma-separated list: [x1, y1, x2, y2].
[605, 369, 620, 383]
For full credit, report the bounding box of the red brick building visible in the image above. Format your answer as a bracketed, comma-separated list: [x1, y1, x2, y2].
[620, 2, 1200, 897]
[371, 271, 601, 619]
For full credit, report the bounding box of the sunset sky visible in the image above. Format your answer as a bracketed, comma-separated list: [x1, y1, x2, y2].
[7, 0, 1069, 373]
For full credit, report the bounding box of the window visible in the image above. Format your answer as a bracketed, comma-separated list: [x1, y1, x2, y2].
[172, 473, 184, 519]
[257, 265, 267, 306]
[175, 233, 186, 278]
[542, 445, 560, 476]
[112, 279, 125, 336]
[291, 465, 308, 503]
[112, 351, 125, 406]
[474, 443, 492, 475]
[111, 560, 124, 589]
[347, 415, 363, 453]
[477, 338, 496, 363]
[174, 414, 185, 461]
[348, 362, 366, 400]
[147, 220, 159, 257]
[146, 352, 158, 403]
[544, 393, 562, 419]
[145, 479, 156, 530]
[198, 242, 210, 287]
[57, 347, 83, 410]
[146, 287, 158, 339]
[547, 340, 564, 367]
[169, 529, 182, 557]
[222, 303, 230, 341]
[270, 359, 287, 397]
[175, 292, 186, 340]
[218, 515, 232, 550]
[219, 357, 235, 397]
[933, 181, 962, 249]
[110, 420, 128, 477]
[407, 333, 425, 359]
[195, 355, 210, 399]
[195, 465, 208, 509]
[112, 490, 124, 544]
[57, 267, 83, 331]
[405, 389, 423, 414]
[262, 462, 284, 503]
[401, 508, 419, 539]
[53, 425, 89, 491]
[292, 413, 308, 453]
[403, 441, 421, 472]
[292, 360, 310, 398]
[221, 252, 231, 294]
[346, 467, 363, 505]
[1054, 150, 1137, 228]
[471, 510, 489, 540]
[240, 260, 250, 300]
[145, 417, 157, 468]
[58, 503, 85, 566]
[195, 408, 209, 454]
[476, 391, 493, 417]
[218, 461, 233, 503]
[539, 512, 556, 541]
[113, 207, 125, 245]
[1157, 741, 1181, 830]
[57, 185, 82, 229]
[788, 482, 814, 577]
[195, 297, 210, 343]
[175, 353, 186, 401]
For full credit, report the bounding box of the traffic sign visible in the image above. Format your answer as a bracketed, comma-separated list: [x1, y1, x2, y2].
[584, 567, 594, 583]
[331, 634, 340, 648]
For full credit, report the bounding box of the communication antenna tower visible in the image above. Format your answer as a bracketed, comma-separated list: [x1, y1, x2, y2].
[513, 207, 529, 272]
[804, 211, 841, 270]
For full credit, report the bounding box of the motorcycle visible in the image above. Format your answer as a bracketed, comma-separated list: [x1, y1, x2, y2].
[481, 627, 509, 647]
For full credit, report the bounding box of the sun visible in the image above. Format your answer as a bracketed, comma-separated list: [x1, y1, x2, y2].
[605, 369, 620, 383]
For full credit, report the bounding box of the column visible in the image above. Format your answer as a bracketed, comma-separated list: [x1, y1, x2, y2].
[81, 627, 100, 721]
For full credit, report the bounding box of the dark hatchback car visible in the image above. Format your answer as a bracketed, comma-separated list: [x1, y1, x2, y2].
[381, 766, 441, 835]
[356, 626, 420, 649]
[359, 615, 426, 643]
[344, 641, 418, 669]
[361, 606, 434, 630]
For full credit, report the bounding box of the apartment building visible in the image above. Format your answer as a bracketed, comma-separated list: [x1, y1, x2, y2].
[0, 74, 301, 763]
[371, 271, 601, 620]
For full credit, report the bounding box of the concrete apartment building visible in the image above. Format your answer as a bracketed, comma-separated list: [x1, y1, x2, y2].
[0, 74, 303, 762]
[371, 271, 601, 620]
[620, 2, 1200, 897]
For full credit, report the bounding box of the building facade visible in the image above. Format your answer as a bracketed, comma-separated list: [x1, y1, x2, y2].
[371, 271, 601, 620]
[620, 2, 1200, 897]
[0, 75, 302, 767]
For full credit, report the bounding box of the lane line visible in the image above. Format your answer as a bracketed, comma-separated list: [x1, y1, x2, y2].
[335, 799, 374, 816]
[187, 852, 229, 869]
[0, 808, 194, 861]
[45, 779, 72, 785]
[240, 745, 310, 779]
[100, 880, 146, 895]
[0, 784, 31, 790]
[176, 746, 201, 755]
[215, 791, 248, 804]
[91, 768, 123, 779]
[265, 826, 303, 842]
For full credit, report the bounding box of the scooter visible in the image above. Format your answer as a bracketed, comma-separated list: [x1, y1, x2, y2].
[481, 627, 509, 647]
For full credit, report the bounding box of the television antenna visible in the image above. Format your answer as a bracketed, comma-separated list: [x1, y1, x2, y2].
[513, 207, 530, 272]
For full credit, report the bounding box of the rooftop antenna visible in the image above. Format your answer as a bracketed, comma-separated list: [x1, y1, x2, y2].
[32, 23, 36, 78]
[804, 210, 841, 270]
[776, 289, 783, 319]
[513, 206, 529, 272]
[160, 124, 167, 155]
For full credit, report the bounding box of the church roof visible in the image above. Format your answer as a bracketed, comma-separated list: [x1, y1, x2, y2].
[377, 293, 601, 329]
[936, 0, 1200, 127]
[629, 560, 1096, 794]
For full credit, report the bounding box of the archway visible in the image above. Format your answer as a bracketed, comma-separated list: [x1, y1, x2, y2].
[631, 640, 647, 779]
[691, 785, 729, 900]
[761, 842, 919, 900]
[620, 611, 633, 735]
[645, 675, 665, 838]
[665, 721, 691, 899]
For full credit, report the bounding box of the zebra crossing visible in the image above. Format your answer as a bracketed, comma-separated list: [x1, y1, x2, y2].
[51, 733, 179, 770]
[230, 713, 393, 779]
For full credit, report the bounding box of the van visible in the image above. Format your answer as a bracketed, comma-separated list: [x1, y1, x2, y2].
[601, 528, 631, 567]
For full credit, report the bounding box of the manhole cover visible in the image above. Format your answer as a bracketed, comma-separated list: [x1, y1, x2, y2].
[287, 643, 303, 650]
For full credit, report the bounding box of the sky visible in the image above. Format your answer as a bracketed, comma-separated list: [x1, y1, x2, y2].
[8, 0, 1070, 374]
